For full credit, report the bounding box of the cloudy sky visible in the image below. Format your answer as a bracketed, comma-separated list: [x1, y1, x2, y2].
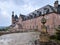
[0, 0, 60, 26]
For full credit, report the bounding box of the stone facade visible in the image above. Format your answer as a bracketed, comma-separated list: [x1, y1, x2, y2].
[11, 0, 60, 35]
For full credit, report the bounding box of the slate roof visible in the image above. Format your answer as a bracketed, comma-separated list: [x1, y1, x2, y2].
[15, 15, 18, 19]
[20, 5, 60, 21]
[20, 14, 27, 21]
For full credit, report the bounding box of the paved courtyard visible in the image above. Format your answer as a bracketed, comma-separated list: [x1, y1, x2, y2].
[0, 32, 40, 45]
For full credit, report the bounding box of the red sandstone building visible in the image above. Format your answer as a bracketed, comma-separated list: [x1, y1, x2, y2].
[11, 0, 60, 35]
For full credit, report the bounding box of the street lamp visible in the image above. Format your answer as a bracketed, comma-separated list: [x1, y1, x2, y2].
[41, 15, 46, 25]
[41, 15, 47, 33]
[39, 10, 49, 45]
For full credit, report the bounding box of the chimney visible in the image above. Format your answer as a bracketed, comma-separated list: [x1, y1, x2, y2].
[54, 0, 59, 8]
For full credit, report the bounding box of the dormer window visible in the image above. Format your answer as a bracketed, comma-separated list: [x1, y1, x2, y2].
[37, 11, 40, 13]
[32, 13, 36, 18]
[29, 14, 33, 19]
[39, 12, 42, 16]
[44, 8, 49, 14]
[46, 9, 49, 14]
[24, 17, 25, 20]
[57, 5, 60, 14]
[27, 16, 29, 19]
[25, 17, 27, 20]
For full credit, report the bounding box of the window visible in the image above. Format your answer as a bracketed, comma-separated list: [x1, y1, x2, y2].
[33, 26, 34, 29]
[39, 12, 42, 16]
[32, 13, 37, 18]
[36, 25, 38, 29]
[30, 25, 31, 29]
[44, 8, 49, 14]
[36, 10, 42, 16]
[57, 6, 60, 14]
[29, 15, 33, 19]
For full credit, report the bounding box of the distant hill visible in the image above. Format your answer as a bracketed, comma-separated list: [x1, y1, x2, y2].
[0, 26, 7, 29]
[0, 26, 9, 31]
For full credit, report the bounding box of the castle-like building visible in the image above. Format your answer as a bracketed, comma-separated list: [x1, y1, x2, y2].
[11, 0, 60, 35]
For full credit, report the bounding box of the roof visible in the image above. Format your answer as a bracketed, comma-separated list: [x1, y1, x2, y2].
[15, 15, 18, 19]
[20, 5, 60, 21]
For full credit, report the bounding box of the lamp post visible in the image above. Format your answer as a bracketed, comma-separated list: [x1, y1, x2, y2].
[41, 15, 47, 33]
[39, 14, 49, 45]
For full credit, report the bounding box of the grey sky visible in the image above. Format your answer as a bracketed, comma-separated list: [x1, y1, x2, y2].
[0, 0, 60, 26]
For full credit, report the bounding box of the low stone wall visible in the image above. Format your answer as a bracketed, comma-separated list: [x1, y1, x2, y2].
[0, 32, 40, 45]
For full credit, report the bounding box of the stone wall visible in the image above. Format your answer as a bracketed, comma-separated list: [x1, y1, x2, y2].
[23, 13, 60, 34]
[12, 13, 60, 35]
[0, 32, 40, 45]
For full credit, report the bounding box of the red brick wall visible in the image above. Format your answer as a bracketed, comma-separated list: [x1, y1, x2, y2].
[17, 13, 60, 35]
